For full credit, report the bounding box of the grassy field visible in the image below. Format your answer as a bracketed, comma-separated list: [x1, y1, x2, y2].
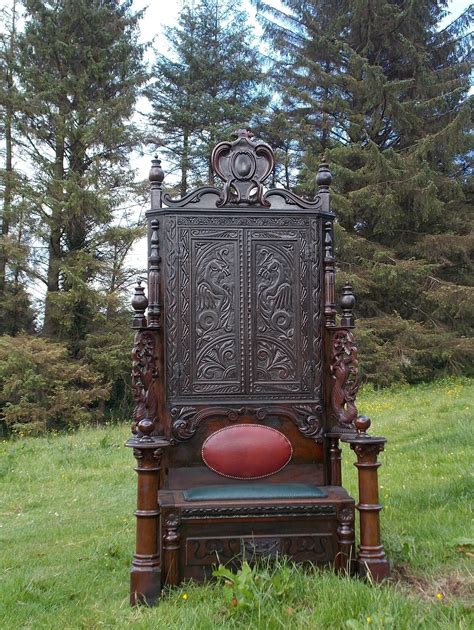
[0, 378, 472, 629]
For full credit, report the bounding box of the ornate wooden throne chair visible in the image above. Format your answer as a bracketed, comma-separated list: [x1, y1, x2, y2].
[127, 130, 389, 605]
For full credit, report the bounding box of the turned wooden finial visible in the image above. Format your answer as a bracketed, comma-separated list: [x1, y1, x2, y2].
[354, 415, 371, 434]
[316, 155, 332, 190]
[131, 280, 148, 329]
[149, 155, 164, 211]
[340, 283, 356, 327]
[147, 219, 161, 329]
[137, 418, 154, 440]
[233, 128, 254, 139]
[316, 154, 332, 212]
[149, 155, 164, 185]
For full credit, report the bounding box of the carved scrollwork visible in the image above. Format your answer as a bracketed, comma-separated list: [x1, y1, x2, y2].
[254, 243, 296, 383]
[330, 329, 360, 430]
[166, 217, 179, 398]
[212, 130, 274, 207]
[195, 241, 238, 383]
[131, 330, 158, 433]
[171, 406, 243, 441]
[263, 188, 322, 209]
[244, 538, 280, 558]
[170, 404, 322, 441]
[292, 404, 323, 437]
[163, 186, 221, 207]
[311, 219, 323, 399]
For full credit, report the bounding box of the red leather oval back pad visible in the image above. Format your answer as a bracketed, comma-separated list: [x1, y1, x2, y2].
[202, 424, 293, 479]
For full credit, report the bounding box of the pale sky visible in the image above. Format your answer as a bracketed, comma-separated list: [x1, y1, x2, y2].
[133, 0, 471, 53]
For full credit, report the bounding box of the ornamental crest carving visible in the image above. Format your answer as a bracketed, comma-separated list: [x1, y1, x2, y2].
[211, 129, 274, 207]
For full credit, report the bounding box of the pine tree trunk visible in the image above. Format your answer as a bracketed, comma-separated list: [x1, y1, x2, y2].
[0, 0, 17, 301]
[0, 81, 13, 297]
[181, 130, 189, 197]
[284, 147, 290, 189]
[43, 132, 65, 338]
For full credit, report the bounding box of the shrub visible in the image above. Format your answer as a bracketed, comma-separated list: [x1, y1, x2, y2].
[0, 335, 110, 437]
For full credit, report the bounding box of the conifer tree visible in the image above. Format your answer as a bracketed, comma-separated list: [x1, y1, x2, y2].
[149, 0, 268, 192]
[0, 0, 35, 334]
[256, 0, 473, 383]
[17, 0, 147, 353]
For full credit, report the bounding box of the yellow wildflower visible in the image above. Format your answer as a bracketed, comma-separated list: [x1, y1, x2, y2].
[182, 593, 189, 600]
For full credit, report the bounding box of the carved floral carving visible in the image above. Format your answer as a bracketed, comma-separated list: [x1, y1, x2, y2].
[177, 216, 309, 227]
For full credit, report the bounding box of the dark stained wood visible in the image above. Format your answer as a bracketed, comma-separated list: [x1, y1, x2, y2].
[127, 129, 389, 605]
[342, 418, 390, 582]
[328, 436, 342, 486]
[126, 432, 170, 605]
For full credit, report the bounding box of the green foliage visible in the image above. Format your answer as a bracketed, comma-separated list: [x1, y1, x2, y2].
[0, 380, 472, 628]
[17, 0, 147, 348]
[356, 316, 474, 387]
[83, 320, 134, 416]
[256, 0, 473, 386]
[0, 335, 109, 436]
[149, 0, 267, 194]
[213, 560, 297, 618]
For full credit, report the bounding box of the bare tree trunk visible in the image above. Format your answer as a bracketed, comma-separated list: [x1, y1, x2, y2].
[0, 0, 17, 299]
[180, 129, 189, 197]
[43, 133, 65, 338]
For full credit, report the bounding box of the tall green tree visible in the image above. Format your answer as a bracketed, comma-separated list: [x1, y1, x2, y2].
[149, 0, 268, 194]
[256, 0, 473, 384]
[0, 0, 35, 334]
[18, 0, 147, 353]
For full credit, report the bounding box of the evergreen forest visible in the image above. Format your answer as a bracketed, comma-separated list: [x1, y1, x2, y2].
[0, 0, 472, 436]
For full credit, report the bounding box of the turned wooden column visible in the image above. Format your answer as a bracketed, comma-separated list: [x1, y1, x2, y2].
[342, 417, 390, 582]
[126, 423, 169, 606]
[163, 512, 181, 586]
[336, 506, 355, 575]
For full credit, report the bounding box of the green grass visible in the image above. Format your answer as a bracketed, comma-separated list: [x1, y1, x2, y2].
[0, 378, 472, 629]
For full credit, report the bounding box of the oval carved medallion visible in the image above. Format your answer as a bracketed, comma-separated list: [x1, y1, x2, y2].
[202, 424, 293, 479]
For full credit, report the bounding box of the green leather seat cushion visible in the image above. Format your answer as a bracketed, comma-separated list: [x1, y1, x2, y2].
[183, 484, 326, 502]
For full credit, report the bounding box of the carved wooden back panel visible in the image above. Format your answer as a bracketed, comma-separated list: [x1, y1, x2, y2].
[164, 215, 322, 400]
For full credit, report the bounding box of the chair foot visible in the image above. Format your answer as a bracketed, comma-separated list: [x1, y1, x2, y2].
[130, 565, 162, 606]
[358, 557, 390, 582]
